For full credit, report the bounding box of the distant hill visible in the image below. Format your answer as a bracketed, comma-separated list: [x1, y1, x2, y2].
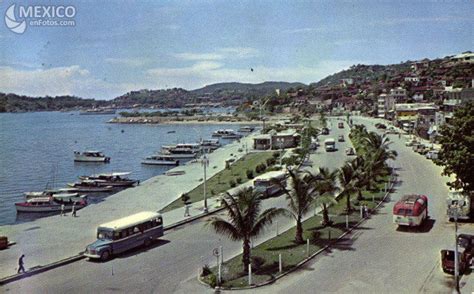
[0, 93, 105, 112]
[311, 63, 412, 88]
[191, 81, 306, 95]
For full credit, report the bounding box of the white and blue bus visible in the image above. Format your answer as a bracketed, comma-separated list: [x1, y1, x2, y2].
[324, 138, 336, 152]
[254, 171, 287, 198]
[85, 211, 164, 261]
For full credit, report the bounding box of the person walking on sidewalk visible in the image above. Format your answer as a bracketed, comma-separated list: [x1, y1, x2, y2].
[61, 203, 65, 216]
[72, 202, 76, 217]
[17, 254, 25, 273]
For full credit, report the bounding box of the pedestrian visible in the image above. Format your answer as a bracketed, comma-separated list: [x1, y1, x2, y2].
[364, 205, 369, 218]
[17, 254, 25, 273]
[61, 203, 65, 216]
[72, 202, 76, 217]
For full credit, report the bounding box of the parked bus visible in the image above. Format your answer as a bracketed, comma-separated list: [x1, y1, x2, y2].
[393, 194, 428, 227]
[324, 138, 336, 152]
[85, 211, 163, 261]
[254, 171, 287, 198]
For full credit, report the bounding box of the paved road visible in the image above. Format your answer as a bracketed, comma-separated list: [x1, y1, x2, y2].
[238, 116, 473, 294]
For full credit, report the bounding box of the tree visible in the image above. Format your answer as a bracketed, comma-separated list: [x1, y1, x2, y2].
[208, 188, 286, 272]
[437, 102, 474, 193]
[314, 167, 339, 226]
[279, 168, 319, 243]
[338, 162, 357, 212]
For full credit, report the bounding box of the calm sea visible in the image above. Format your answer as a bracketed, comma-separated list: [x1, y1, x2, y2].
[0, 110, 238, 225]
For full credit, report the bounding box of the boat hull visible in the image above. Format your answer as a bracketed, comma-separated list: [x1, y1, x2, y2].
[15, 203, 87, 213]
[74, 157, 110, 162]
[141, 160, 179, 166]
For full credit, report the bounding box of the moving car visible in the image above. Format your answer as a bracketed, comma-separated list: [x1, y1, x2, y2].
[345, 147, 355, 156]
[338, 135, 345, 142]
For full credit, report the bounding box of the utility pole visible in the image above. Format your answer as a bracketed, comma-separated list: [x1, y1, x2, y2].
[202, 152, 209, 213]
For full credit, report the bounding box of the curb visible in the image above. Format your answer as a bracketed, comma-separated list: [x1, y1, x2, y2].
[0, 254, 85, 286]
[0, 206, 226, 286]
[201, 174, 396, 291]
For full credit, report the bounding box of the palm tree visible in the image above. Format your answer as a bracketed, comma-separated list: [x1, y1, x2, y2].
[349, 156, 367, 201]
[279, 168, 319, 243]
[338, 162, 357, 212]
[208, 187, 286, 273]
[314, 167, 339, 226]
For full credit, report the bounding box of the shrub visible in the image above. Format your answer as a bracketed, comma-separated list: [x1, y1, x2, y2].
[208, 273, 218, 288]
[251, 256, 266, 271]
[236, 177, 242, 184]
[246, 169, 254, 179]
[272, 151, 280, 159]
[229, 179, 236, 188]
[201, 264, 211, 277]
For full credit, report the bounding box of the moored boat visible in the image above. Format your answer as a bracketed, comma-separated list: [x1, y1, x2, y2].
[212, 129, 242, 139]
[74, 151, 110, 163]
[15, 194, 87, 213]
[239, 126, 255, 132]
[79, 172, 138, 187]
[141, 155, 179, 166]
[200, 139, 221, 151]
[67, 180, 114, 192]
[79, 109, 116, 115]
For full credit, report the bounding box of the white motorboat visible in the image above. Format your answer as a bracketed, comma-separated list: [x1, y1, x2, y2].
[239, 126, 255, 132]
[212, 129, 242, 139]
[141, 155, 179, 166]
[79, 172, 138, 187]
[74, 151, 110, 163]
[200, 139, 221, 151]
[67, 180, 114, 192]
[15, 194, 88, 213]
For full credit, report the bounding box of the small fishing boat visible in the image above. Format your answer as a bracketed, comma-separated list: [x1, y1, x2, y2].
[15, 194, 87, 213]
[74, 151, 110, 163]
[67, 180, 114, 192]
[79, 172, 138, 187]
[167, 130, 176, 134]
[141, 155, 179, 166]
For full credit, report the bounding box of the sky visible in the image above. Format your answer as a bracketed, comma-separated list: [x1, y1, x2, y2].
[0, 0, 472, 100]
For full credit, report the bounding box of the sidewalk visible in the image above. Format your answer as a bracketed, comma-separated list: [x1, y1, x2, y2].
[0, 133, 258, 280]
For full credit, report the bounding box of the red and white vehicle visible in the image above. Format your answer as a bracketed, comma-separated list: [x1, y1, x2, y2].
[393, 194, 428, 227]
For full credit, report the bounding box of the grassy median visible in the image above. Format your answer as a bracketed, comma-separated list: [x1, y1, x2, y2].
[161, 152, 276, 212]
[201, 175, 390, 288]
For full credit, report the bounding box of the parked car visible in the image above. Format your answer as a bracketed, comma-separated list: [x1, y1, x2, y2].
[375, 123, 387, 129]
[338, 135, 345, 142]
[345, 147, 355, 156]
[405, 140, 418, 147]
[321, 127, 329, 135]
[425, 150, 439, 160]
[441, 234, 474, 274]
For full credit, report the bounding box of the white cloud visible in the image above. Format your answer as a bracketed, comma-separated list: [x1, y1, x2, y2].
[173, 47, 259, 61]
[282, 27, 326, 34]
[369, 16, 472, 26]
[105, 57, 149, 67]
[146, 59, 361, 89]
[0, 65, 136, 99]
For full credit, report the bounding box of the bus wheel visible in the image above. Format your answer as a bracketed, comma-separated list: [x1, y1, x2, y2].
[100, 250, 110, 261]
[144, 238, 152, 247]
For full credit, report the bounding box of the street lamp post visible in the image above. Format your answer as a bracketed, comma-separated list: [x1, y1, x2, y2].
[448, 204, 461, 293]
[260, 98, 270, 133]
[202, 152, 209, 213]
